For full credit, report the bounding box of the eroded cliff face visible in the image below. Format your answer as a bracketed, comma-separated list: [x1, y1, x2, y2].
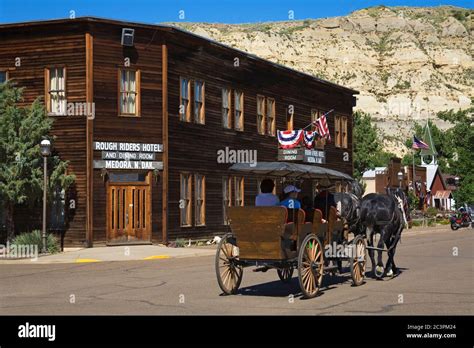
[168, 6, 473, 154]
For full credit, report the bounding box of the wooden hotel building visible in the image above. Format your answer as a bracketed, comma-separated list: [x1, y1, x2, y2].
[0, 18, 358, 246]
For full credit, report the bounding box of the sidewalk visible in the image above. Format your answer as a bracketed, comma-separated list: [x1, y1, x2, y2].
[0, 244, 217, 264]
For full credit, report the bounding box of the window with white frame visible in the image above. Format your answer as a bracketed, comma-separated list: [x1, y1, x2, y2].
[45, 67, 66, 115]
[119, 69, 140, 116]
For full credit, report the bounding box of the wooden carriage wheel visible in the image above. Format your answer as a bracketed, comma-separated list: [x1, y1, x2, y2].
[350, 234, 367, 286]
[277, 266, 294, 283]
[297, 234, 324, 299]
[215, 233, 243, 295]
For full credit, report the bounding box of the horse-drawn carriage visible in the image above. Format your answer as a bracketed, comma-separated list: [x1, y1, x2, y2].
[215, 162, 367, 299]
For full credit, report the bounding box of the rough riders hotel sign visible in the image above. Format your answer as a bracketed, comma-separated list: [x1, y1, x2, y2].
[93, 141, 163, 170]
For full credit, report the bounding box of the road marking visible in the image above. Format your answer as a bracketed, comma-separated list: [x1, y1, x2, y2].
[143, 255, 171, 260]
[75, 258, 101, 263]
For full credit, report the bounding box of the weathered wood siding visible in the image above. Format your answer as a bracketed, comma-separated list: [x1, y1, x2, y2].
[0, 22, 88, 246]
[165, 33, 355, 240]
[89, 22, 164, 244]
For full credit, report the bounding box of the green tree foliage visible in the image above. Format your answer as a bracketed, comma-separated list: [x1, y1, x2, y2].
[353, 111, 396, 179]
[0, 82, 75, 240]
[437, 104, 474, 206]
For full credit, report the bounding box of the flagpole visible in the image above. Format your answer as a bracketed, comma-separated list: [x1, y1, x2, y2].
[303, 108, 334, 130]
[412, 149, 416, 192]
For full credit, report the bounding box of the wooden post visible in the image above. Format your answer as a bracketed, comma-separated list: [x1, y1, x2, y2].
[162, 43, 169, 244]
[85, 32, 94, 247]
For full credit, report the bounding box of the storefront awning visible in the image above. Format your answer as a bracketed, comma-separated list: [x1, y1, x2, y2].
[433, 190, 452, 199]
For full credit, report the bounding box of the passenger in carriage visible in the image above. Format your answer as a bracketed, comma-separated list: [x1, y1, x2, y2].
[313, 184, 336, 221]
[279, 185, 301, 209]
[255, 178, 280, 206]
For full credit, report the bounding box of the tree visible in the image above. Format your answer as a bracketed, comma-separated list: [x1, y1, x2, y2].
[0, 82, 75, 241]
[437, 104, 474, 206]
[353, 111, 396, 179]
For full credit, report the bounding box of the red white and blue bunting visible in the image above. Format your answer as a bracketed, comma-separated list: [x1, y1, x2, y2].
[277, 130, 303, 149]
[303, 130, 318, 149]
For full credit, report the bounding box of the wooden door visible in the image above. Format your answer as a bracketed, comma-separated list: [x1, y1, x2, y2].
[107, 184, 151, 244]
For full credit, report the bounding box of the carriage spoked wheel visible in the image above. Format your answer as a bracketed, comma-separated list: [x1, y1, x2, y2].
[350, 234, 367, 286]
[215, 233, 243, 295]
[298, 234, 324, 299]
[277, 266, 294, 283]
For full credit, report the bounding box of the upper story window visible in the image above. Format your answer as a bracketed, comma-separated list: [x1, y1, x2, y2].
[266, 97, 275, 136]
[311, 109, 326, 149]
[194, 80, 205, 124]
[45, 67, 66, 115]
[257, 95, 275, 136]
[222, 88, 231, 129]
[257, 95, 265, 135]
[234, 90, 244, 131]
[180, 77, 191, 122]
[119, 69, 141, 116]
[0, 71, 7, 83]
[180, 77, 205, 124]
[335, 115, 348, 148]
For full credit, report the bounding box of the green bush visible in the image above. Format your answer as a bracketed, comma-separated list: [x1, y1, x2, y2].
[425, 207, 438, 218]
[411, 220, 423, 227]
[175, 238, 186, 248]
[438, 219, 450, 225]
[12, 230, 60, 254]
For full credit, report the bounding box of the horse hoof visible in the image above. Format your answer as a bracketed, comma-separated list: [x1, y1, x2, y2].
[375, 265, 384, 278]
[386, 269, 394, 277]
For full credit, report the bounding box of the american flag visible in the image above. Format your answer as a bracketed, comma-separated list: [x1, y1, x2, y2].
[314, 112, 331, 141]
[412, 136, 429, 150]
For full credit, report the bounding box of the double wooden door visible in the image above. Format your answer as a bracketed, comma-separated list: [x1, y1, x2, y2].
[107, 183, 151, 244]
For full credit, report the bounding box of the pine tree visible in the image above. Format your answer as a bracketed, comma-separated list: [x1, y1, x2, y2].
[0, 82, 75, 241]
[353, 111, 396, 179]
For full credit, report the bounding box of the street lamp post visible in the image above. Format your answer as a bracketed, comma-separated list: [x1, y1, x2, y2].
[40, 139, 51, 254]
[397, 171, 403, 189]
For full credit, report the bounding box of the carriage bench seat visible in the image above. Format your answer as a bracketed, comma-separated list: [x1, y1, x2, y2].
[227, 206, 303, 260]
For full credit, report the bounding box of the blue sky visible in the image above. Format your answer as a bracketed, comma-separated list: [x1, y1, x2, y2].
[0, 0, 472, 24]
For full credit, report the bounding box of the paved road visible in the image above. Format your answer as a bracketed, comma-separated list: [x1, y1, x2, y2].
[1, 227, 472, 315]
